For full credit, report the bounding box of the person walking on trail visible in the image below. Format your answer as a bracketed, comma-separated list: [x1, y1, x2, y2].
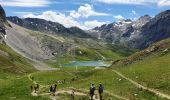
[30, 85, 34, 91]
[71, 89, 75, 100]
[98, 83, 104, 100]
[34, 84, 39, 93]
[63, 79, 66, 83]
[50, 85, 53, 95]
[50, 84, 57, 96]
[53, 84, 57, 95]
[31, 76, 34, 81]
[89, 84, 96, 100]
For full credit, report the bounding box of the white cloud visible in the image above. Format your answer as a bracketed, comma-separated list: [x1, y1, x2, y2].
[70, 10, 81, 19]
[113, 15, 124, 20]
[70, 4, 110, 18]
[95, 0, 170, 7]
[130, 10, 140, 20]
[84, 20, 107, 29]
[23, 11, 106, 30]
[0, 0, 51, 7]
[131, 10, 137, 15]
[95, 0, 156, 5]
[158, 0, 170, 7]
[23, 11, 82, 28]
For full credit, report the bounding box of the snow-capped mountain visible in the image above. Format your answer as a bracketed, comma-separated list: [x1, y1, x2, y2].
[90, 11, 170, 49]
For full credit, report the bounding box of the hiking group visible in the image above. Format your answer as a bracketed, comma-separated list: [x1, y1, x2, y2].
[90, 83, 104, 100]
[30, 76, 104, 100]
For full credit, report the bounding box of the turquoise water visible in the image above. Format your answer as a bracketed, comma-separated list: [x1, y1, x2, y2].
[63, 61, 111, 67]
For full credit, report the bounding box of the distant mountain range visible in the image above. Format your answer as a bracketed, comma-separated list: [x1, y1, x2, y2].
[90, 10, 170, 49]
[7, 16, 91, 38]
[4, 8, 170, 50]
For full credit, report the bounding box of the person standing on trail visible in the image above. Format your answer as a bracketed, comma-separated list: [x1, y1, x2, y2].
[98, 83, 104, 100]
[89, 84, 95, 100]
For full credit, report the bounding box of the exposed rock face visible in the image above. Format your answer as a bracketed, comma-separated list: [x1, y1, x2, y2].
[7, 17, 91, 38]
[90, 17, 151, 46]
[139, 10, 170, 48]
[91, 10, 170, 49]
[0, 5, 7, 43]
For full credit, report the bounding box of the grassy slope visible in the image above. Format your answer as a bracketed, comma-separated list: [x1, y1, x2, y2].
[0, 44, 36, 75]
[112, 38, 170, 95]
[0, 44, 39, 100]
[26, 69, 165, 100]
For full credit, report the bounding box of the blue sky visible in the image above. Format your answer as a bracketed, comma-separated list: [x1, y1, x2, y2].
[1, 0, 170, 29]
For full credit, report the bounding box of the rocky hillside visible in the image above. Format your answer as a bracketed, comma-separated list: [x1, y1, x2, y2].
[0, 5, 36, 74]
[139, 10, 170, 48]
[0, 5, 7, 43]
[5, 21, 135, 62]
[91, 10, 170, 49]
[7, 16, 91, 38]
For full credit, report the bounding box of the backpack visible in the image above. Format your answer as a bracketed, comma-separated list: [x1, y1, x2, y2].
[99, 85, 103, 93]
[90, 86, 95, 94]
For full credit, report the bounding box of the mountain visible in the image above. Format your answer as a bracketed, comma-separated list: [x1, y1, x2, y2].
[139, 10, 170, 48]
[90, 16, 151, 46]
[5, 21, 135, 63]
[0, 5, 36, 74]
[91, 10, 170, 49]
[91, 19, 135, 43]
[0, 5, 7, 43]
[6, 16, 136, 63]
[7, 16, 91, 38]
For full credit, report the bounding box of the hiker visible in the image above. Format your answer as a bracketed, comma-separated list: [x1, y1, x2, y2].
[89, 84, 95, 100]
[50, 84, 57, 96]
[98, 83, 104, 100]
[30, 85, 33, 91]
[53, 84, 57, 95]
[34, 84, 39, 93]
[70, 89, 75, 100]
[50, 85, 53, 95]
[31, 76, 34, 81]
[71, 77, 75, 81]
[63, 79, 66, 83]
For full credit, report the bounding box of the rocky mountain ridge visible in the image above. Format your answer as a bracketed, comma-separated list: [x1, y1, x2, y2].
[91, 10, 170, 49]
[7, 16, 91, 38]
